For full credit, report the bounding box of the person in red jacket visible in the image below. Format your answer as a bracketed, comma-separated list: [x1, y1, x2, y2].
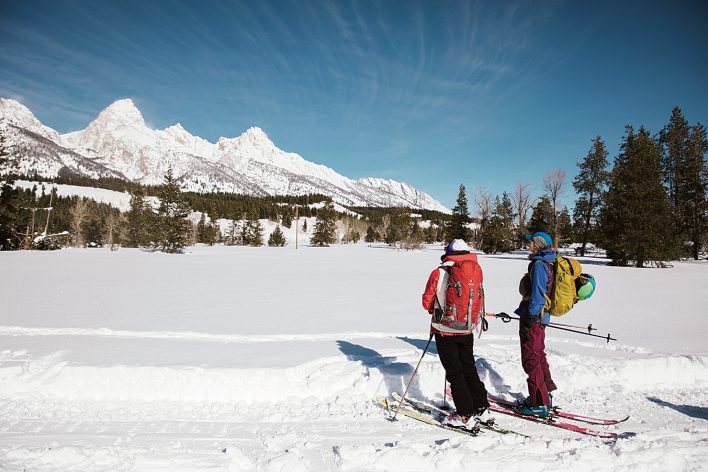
[421, 239, 491, 428]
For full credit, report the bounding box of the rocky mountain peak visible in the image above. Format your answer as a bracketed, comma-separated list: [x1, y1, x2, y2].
[92, 99, 146, 129]
[241, 127, 274, 146]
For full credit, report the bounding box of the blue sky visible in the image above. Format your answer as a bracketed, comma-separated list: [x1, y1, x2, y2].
[1, 0, 706, 209]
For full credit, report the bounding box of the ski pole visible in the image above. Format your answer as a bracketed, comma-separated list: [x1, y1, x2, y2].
[489, 312, 617, 343]
[442, 376, 448, 411]
[541, 317, 597, 332]
[546, 324, 617, 343]
[490, 312, 596, 333]
[390, 331, 434, 422]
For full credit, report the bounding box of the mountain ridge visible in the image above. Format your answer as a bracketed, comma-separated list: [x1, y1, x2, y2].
[0, 98, 450, 213]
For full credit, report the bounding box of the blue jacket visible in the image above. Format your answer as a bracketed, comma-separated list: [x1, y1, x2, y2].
[514, 248, 556, 325]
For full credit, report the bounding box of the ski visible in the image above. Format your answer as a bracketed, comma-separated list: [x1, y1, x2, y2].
[487, 403, 618, 439]
[487, 394, 629, 425]
[392, 392, 528, 438]
[375, 396, 481, 437]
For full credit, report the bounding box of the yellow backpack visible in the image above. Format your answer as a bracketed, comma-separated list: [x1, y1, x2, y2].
[545, 256, 583, 317]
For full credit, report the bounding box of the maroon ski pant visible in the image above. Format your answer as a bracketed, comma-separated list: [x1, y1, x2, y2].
[520, 323, 557, 406]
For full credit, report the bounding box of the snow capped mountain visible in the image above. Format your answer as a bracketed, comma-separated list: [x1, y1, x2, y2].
[355, 177, 447, 213]
[0, 98, 450, 213]
[0, 98, 61, 142]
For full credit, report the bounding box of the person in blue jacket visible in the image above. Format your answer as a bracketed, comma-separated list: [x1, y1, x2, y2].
[514, 231, 558, 418]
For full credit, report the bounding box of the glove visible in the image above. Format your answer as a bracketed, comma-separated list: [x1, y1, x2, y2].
[519, 315, 535, 342]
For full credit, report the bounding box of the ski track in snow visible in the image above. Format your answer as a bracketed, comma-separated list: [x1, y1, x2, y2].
[1, 245, 707, 471]
[0, 326, 422, 344]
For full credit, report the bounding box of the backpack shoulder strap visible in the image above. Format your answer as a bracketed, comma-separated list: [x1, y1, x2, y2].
[434, 266, 450, 309]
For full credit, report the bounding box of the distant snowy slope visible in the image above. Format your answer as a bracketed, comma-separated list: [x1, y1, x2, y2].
[14, 180, 132, 211]
[0, 98, 450, 213]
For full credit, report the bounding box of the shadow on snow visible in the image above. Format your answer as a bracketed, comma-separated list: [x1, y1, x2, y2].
[336, 340, 424, 399]
[647, 396, 708, 421]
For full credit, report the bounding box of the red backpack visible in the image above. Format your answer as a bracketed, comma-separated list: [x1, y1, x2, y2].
[431, 257, 485, 335]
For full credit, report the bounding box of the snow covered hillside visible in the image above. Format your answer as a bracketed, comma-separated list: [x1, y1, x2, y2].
[14, 180, 133, 212]
[0, 98, 450, 213]
[1, 246, 706, 471]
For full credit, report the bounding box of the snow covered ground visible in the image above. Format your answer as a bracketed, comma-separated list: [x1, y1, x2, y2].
[1, 245, 706, 471]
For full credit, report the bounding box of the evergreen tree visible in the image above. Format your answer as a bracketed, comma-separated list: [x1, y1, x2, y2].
[527, 196, 553, 235]
[311, 201, 337, 246]
[365, 225, 377, 243]
[268, 225, 287, 246]
[410, 219, 422, 241]
[436, 224, 446, 243]
[281, 209, 292, 229]
[225, 219, 241, 246]
[83, 206, 104, 247]
[302, 219, 308, 232]
[659, 107, 691, 207]
[682, 123, 708, 259]
[0, 130, 12, 181]
[197, 213, 207, 243]
[661, 107, 708, 259]
[203, 218, 219, 246]
[383, 210, 411, 245]
[126, 190, 151, 247]
[155, 167, 192, 253]
[424, 225, 438, 244]
[447, 184, 471, 241]
[572, 136, 610, 255]
[557, 206, 573, 245]
[601, 126, 674, 267]
[0, 129, 21, 250]
[481, 192, 515, 253]
[244, 209, 264, 246]
[239, 214, 249, 245]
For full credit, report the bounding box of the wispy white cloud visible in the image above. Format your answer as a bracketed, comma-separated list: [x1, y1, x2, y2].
[0, 0, 567, 174]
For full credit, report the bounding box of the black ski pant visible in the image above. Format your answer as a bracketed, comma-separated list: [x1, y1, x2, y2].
[435, 332, 489, 417]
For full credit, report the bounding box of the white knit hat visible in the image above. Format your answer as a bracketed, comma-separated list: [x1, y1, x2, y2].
[445, 239, 471, 253]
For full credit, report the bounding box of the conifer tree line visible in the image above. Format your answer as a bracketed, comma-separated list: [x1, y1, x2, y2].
[465, 107, 706, 266]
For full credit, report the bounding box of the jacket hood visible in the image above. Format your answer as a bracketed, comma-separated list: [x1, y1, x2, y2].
[530, 248, 557, 263]
[442, 252, 478, 264]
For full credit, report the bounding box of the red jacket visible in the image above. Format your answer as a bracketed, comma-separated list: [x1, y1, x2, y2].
[422, 252, 483, 336]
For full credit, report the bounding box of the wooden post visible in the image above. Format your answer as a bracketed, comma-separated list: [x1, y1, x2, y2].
[295, 205, 299, 250]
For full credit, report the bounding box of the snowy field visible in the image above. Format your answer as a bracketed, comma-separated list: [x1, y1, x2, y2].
[1, 244, 707, 472]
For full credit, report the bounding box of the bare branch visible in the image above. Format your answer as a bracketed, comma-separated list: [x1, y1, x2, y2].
[543, 169, 566, 245]
[512, 182, 532, 232]
[473, 188, 492, 221]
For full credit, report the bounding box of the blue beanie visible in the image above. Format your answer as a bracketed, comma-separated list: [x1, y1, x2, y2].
[524, 231, 553, 248]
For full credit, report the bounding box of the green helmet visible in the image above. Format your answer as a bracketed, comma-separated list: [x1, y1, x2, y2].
[576, 274, 596, 301]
